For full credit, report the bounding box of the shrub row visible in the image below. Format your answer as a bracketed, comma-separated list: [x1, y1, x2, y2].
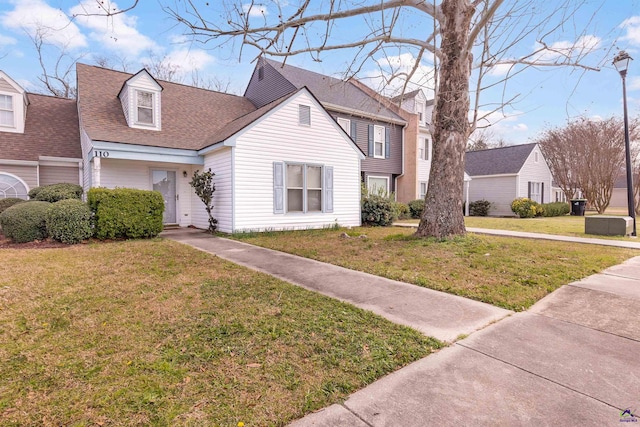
[511, 198, 570, 218]
[469, 199, 491, 216]
[0, 198, 26, 215]
[540, 202, 570, 217]
[1, 185, 165, 244]
[28, 183, 83, 202]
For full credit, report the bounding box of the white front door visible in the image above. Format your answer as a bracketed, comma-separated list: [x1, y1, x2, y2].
[152, 170, 177, 223]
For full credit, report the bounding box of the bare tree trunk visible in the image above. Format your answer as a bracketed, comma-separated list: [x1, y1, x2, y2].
[416, 0, 474, 239]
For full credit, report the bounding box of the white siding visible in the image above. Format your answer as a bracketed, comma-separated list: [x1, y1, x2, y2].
[518, 145, 553, 203]
[80, 129, 93, 191]
[232, 91, 362, 232]
[197, 148, 233, 232]
[40, 166, 80, 186]
[122, 72, 162, 131]
[0, 164, 37, 190]
[0, 78, 18, 93]
[418, 131, 432, 190]
[468, 176, 517, 216]
[97, 158, 194, 227]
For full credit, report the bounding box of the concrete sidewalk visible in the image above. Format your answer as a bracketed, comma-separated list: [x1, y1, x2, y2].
[289, 257, 640, 426]
[161, 228, 511, 343]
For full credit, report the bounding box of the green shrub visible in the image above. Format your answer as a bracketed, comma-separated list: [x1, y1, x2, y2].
[0, 201, 51, 243]
[29, 183, 83, 202]
[362, 195, 395, 226]
[469, 199, 491, 216]
[46, 199, 93, 244]
[88, 187, 164, 239]
[0, 198, 26, 215]
[408, 199, 424, 219]
[541, 202, 570, 217]
[511, 198, 543, 218]
[392, 202, 410, 220]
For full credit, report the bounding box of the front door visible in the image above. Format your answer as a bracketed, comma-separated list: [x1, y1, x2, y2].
[152, 170, 177, 223]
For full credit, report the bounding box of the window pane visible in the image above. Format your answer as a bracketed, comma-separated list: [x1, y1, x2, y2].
[138, 92, 153, 108]
[308, 190, 321, 211]
[287, 164, 303, 187]
[368, 177, 387, 194]
[375, 142, 383, 157]
[0, 95, 12, 110]
[0, 110, 13, 126]
[137, 107, 153, 124]
[337, 118, 350, 133]
[374, 126, 384, 143]
[0, 173, 28, 199]
[287, 189, 303, 211]
[307, 166, 321, 188]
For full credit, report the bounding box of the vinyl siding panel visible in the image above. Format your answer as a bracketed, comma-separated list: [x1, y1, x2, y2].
[345, 116, 403, 176]
[0, 164, 37, 191]
[518, 146, 553, 203]
[96, 158, 194, 226]
[232, 91, 361, 232]
[0, 78, 18, 93]
[80, 129, 93, 190]
[198, 148, 233, 232]
[468, 176, 517, 216]
[40, 165, 79, 185]
[245, 62, 297, 108]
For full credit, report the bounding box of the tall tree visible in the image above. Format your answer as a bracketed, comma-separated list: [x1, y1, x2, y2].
[102, 0, 603, 237]
[538, 117, 639, 213]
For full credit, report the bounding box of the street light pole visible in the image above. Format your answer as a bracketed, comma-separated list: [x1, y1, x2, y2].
[613, 51, 636, 237]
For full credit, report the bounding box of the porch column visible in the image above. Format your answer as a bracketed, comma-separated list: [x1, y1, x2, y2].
[92, 157, 101, 187]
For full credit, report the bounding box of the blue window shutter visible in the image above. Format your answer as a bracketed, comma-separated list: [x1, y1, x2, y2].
[541, 182, 545, 203]
[273, 162, 284, 214]
[367, 125, 374, 157]
[384, 127, 391, 159]
[324, 166, 334, 213]
[350, 121, 357, 141]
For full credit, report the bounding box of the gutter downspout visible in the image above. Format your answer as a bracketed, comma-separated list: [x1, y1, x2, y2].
[394, 122, 408, 202]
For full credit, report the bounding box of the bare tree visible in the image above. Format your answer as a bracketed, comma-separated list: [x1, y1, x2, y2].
[538, 117, 639, 214]
[90, 0, 604, 237]
[467, 128, 508, 151]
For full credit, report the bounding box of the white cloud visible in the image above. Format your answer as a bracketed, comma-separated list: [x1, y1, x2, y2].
[362, 53, 435, 97]
[629, 76, 640, 92]
[164, 48, 215, 74]
[512, 123, 528, 131]
[1, 0, 87, 49]
[242, 3, 269, 17]
[0, 34, 17, 45]
[70, 1, 156, 57]
[532, 35, 601, 63]
[620, 16, 640, 47]
[487, 63, 513, 77]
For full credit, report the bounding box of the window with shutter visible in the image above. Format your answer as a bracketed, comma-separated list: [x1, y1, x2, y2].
[275, 163, 332, 214]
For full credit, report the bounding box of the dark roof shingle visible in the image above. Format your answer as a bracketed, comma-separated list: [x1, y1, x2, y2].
[265, 59, 405, 123]
[77, 63, 258, 150]
[465, 143, 537, 176]
[0, 94, 80, 161]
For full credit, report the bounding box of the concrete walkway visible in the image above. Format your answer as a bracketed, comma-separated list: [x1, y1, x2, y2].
[162, 228, 640, 425]
[161, 228, 511, 342]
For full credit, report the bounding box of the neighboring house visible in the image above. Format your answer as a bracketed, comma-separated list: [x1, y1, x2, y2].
[245, 58, 406, 196]
[390, 89, 434, 203]
[464, 143, 553, 216]
[76, 63, 364, 232]
[0, 70, 81, 199]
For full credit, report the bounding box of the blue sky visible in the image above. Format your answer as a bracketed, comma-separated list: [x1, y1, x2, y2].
[1, 0, 639, 145]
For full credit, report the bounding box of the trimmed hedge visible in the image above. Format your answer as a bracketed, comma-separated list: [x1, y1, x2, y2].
[0, 198, 26, 215]
[541, 202, 570, 217]
[29, 183, 83, 202]
[469, 199, 491, 216]
[46, 199, 93, 244]
[408, 199, 424, 219]
[511, 198, 543, 218]
[88, 187, 165, 239]
[362, 195, 395, 226]
[0, 201, 51, 243]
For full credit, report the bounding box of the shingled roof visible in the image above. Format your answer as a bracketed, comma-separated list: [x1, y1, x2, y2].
[465, 143, 537, 176]
[0, 93, 80, 161]
[77, 63, 260, 151]
[264, 59, 405, 123]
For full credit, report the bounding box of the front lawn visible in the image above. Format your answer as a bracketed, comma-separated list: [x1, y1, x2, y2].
[232, 227, 639, 311]
[0, 240, 439, 426]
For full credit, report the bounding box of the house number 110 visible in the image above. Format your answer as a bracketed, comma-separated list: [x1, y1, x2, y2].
[94, 150, 110, 158]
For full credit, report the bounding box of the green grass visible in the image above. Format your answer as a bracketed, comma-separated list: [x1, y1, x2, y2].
[231, 226, 639, 311]
[0, 240, 440, 426]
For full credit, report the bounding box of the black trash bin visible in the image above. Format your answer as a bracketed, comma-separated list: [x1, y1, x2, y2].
[570, 199, 586, 216]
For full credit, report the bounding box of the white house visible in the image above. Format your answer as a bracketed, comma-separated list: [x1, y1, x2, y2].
[464, 143, 553, 216]
[76, 64, 364, 233]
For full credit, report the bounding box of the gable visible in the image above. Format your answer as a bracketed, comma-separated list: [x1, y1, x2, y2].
[465, 143, 537, 176]
[0, 71, 28, 134]
[118, 69, 163, 131]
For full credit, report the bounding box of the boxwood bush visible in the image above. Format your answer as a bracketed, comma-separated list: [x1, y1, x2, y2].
[29, 183, 83, 202]
[88, 187, 164, 239]
[408, 199, 424, 219]
[392, 201, 410, 220]
[541, 202, 570, 217]
[0, 201, 51, 243]
[469, 199, 491, 216]
[46, 199, 93, 244]
[362, 194, 395, 226]
[511, 198, 543, 218]
[0, 198, 26, 215]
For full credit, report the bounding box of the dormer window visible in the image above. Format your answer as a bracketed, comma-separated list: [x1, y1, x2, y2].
[136, 91, 154, 125]
[0, 94, 14, 127]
